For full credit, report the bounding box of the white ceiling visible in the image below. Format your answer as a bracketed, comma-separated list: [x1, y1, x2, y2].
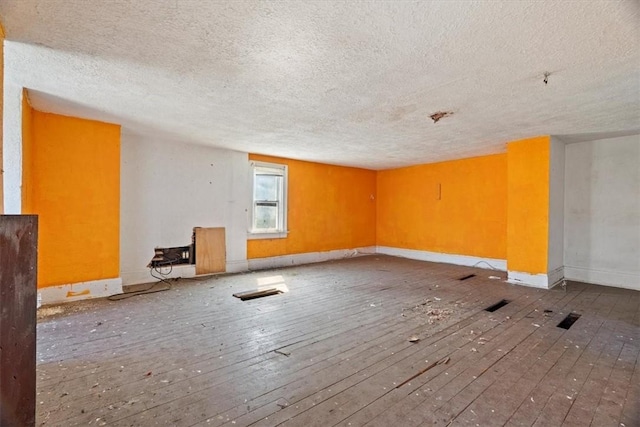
[2, 0, 639, 169]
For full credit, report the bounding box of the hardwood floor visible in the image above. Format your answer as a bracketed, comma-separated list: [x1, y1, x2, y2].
[35, 255, 639, 427]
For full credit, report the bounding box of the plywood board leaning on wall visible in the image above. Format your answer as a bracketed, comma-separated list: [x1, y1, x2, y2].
[195, 227, 226, 275]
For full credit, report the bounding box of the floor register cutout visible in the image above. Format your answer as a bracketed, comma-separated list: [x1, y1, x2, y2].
[557, 312, 581, 330]
[485, 299, 510, 312]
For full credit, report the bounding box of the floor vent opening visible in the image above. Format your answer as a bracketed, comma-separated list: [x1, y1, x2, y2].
[485, 299, 510, 312]
[558, 313, 581, 330]
[459, 274, 476, 281]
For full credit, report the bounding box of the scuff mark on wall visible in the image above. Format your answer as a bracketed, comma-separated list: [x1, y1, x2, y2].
[66, 289, 90, 298]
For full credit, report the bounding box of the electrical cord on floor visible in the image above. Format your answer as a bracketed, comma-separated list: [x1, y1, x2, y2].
[150, 263, 175, 286]
[471, 260, 500, 271]
[108, 263, 176, 301]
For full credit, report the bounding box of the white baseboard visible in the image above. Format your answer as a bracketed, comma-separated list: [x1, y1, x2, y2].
[506, 271, 550, 289]
[564, 265, 639, 291]
[226, 259, 249, 273]
[39, 277, 123, 305]
[506, 266, 564, 289]
[376, 246, 507, 271]
[248, 246, 376, 271]
[547, 266, 565, 288]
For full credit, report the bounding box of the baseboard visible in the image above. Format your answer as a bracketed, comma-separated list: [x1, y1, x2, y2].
[39, 277, 123, 305]
[506, 271, 551, 289]
[375, 246, 507, 271]
[547, 266, 565, 288]
[564, 265, 639, 291]
[248, 246, 376, 271]
[226, 259, 249, 273]
[506, 266, 565, 289]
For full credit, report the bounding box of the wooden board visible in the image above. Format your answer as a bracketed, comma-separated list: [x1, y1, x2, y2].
[0, 215, 38, 427]
[195, 227, 225, 275]
[233, 288, 282, 301]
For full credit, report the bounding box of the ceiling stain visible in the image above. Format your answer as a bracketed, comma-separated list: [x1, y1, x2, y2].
[430, 111, 454, 123]
[388, 104, 418, 122]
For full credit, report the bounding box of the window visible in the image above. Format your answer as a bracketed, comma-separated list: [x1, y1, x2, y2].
[249, 161, 287, 238]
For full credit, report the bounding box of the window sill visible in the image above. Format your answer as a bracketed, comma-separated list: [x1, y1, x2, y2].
[247, 231, 288, 240]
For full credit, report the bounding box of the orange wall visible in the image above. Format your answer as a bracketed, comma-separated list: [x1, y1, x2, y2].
[247, 154, 377, 259]
[506, 136, 550, 274]
[22, 107, 121, 288]
[377, 154, 508, 259]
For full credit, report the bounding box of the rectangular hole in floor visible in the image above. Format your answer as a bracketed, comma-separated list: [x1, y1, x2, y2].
[485, 299, 510, 312]
[459, 274, 476, 281]
[557, 312, 581, 330]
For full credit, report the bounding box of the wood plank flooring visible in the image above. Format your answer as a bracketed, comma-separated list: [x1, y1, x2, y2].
[35, 255, 640, 427]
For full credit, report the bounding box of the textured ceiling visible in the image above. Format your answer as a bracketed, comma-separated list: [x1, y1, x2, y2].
[2, 0, 639, 169]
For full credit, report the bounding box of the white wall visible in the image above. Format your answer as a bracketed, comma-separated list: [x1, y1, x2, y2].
[564, 134, 640, 290]
[2, 82, 24, 214]
[120, 134, 250, 285]
[547, 137, 565, 285]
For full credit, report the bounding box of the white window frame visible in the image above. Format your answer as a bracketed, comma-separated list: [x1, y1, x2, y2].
[248, 160, 288, 239]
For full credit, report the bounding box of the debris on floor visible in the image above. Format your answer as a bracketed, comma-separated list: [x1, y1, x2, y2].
[37, 298, 105, 321]
[37, 306, 66, 320]
[276, 398, 290, 409]
[408, 336, 420, 343]
[402, 298, 454, 324]
[422, 307, 453, 324]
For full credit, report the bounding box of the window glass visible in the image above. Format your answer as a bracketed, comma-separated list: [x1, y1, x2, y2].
[255, 203, 278, 229]
[255, 174, 279, 201]
[250, 162, 287, 236]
